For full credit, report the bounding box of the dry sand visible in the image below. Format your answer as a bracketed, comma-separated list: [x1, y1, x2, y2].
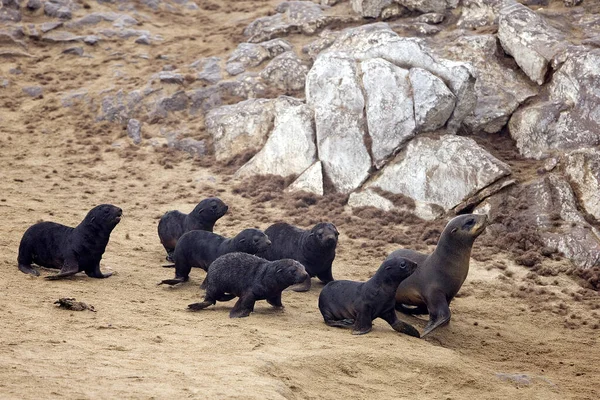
[1, 1, 599, 399]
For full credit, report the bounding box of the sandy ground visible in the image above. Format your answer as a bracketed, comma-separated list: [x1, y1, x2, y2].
[1, 1, 599, 399]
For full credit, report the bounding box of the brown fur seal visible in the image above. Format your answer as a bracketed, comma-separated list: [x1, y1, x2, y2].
[157, 197, 228, 262]
[318, 257, 420, 337]
[256, 222, 338, 292]
[17, 204, 122, 280]
[386, 213, 488, 337]
[188, 252, 309, 318]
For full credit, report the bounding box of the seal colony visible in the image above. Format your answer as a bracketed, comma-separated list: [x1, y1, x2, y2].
[17, 204, 122, 280]
[17, 199, 487, 338]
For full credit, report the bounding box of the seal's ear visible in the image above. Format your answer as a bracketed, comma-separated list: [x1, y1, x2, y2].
[238, 238, 246, 243]
[276, 268, 282, 273]
[90, 216, 96, 222]
[451, 227, 458, 233]
[309, 233, 314, 237]
[197, 208, 204, 214]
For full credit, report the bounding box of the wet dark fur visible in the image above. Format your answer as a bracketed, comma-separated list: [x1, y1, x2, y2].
[188, 252, 309, 318]
[387, 214, 488, 337]
[160, 228, 271, 285]
[17, 204, 122, 280]
[256, 222, 338, 291]
[318, 257, 420, 337]
[157, 197, 228, 261]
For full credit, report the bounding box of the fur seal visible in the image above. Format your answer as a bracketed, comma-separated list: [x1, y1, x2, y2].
[386, 213, 488, 337]
[17, 204, 122, 280]
[160, 228, 271, 285]
[157, 197, 228, 262]
[318, 257, 420, 337]
[188, 252, 309, 318]
[256, 222, 338, 292]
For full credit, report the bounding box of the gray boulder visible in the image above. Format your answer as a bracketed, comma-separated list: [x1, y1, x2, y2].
[409, 67, 455, 133]
[306, 53, 371, 194]
[562, 149, 600, 221]
[260, 51, 308, 91]
[361, 58, 415, 168]
[206, 99, 276, 161]
[430, 34, 537, 133]
[286, 161, 324, 196]
[457, 0, 510, 29]
[367, 135, 511, 212]
[236, 97, 317, 178]
[498, 2, 567, 85]
[127, 119, 142, 145]
[509, 48, 600, 159]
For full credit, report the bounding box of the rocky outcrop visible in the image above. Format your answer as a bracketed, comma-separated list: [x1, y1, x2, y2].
[226, 39, 292, 76]
[351, 0, 457, 19]
[306, 53, 371, 194]
[361, 58, 415, 169]
[457, 0, 509, 29]
[286, 161, 324, 196]
[236, 97, 317, 178]
[431, 33, 537, 133]
[509, 48, 600, 159]
[365, 136, 511, 214]
[243, 1, 336, 43]
[498, 2, 567, 85]
[206, 99, 276, 162]
[480, 175, 600, 269]
[562, 149, 600, 221]
[260, 51, 308, 91]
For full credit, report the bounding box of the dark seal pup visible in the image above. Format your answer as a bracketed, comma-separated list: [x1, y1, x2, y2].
[17, 204, 122, 280]
[386, 213, 488, 337]
[256, 222, 338, 292]
[318, 257, 420, 337]
[160, 228, 271, 285]
[188, 252, 309, 318]
[157, 197, 228, 262]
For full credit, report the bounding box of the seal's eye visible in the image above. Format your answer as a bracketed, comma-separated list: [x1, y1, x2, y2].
[464, 218, 475, 228]
[399, 261, 406, 269]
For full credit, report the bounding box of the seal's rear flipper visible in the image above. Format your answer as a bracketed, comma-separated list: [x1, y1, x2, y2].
[325, 318, 355, 328]
[45, 271, 79, 280]
[162, 264, 176, 268]
[18, 264, 40, 276]
[391, 320, 421, 338]
[159, 278, 184, 285]
[188, 300, 214, 311]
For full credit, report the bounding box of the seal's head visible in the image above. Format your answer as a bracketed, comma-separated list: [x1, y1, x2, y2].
[193, 197, 229, 221]
[310, 222, 339, 248]
[235, 228, 271, 254]
[378, 256, 417, 285]
[274, 259, 309, 285]
[444, 213, 488, 245]
[83, 204, 123, 230]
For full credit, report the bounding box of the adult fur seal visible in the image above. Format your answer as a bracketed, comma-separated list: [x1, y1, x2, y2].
[188, 252, 309, 318]
[157, 197, 228, 261]
[318, 257, 419, 337]
[386, 213, 488, 337]
[160, 228, 271, 285]
[17, 204, 122, 280]
[256, 222, 338, 292]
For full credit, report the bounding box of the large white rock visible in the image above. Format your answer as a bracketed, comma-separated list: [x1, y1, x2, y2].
[361, 58, 415, 168]
[347, 188, 442, 220]
[205, 99, 275, 161]
[324, 23, 475, 133]
[306, 53, 371, 194]
[409, 67, 455, 132]
[236, 97, 317, 178]
[563, 149, 600, 221]
[367, 135, 511, 210]
[260, 51, 308, 91]
[351, 0, 455, 18]
[498, 2, 567, 85]
[509, 48, 600, 159]
[286, 161, 324, 196]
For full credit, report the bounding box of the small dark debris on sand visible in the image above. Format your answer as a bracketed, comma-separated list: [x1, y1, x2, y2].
[54, 298, 96, 312]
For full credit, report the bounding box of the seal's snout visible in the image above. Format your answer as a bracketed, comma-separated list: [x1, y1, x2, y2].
[266, 239, 272, 246]
[324, 235, 337, 246]
[471, 214, 488, 235]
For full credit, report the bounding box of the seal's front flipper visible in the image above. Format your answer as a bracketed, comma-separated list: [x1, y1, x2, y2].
[422, 291, 451, 337]
[188, 300, 214, 311]
[380, 308, 421, 338]
[46, 260, 79, 280]
[18, 264, 40, 276]
[229, 294, 255, 318]
[325, 318, 355, 328]
[289, 275, 311, 292]
[85, 264, 113, 279]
